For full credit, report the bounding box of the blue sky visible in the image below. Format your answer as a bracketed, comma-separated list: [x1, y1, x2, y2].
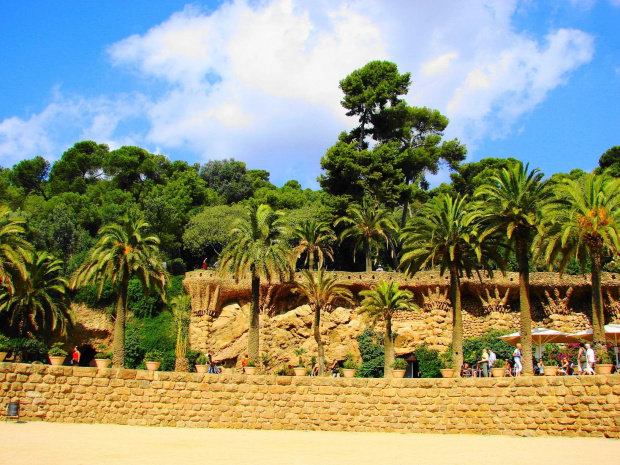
[1, 0, 619, 188]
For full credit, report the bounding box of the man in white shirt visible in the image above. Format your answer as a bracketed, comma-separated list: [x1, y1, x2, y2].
[585, 343, 596, 375]
[488, 349, 497, 376]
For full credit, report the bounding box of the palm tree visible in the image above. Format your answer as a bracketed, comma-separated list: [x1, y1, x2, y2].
[171, 294, 192, 372]
[399, 194, 503, 375]
[475, 162, 553, 376]
[0, 251, 74, 339]
[292, 219, 336, 270]
[292, 269, 353, 375]
[217, 204, 292, 363]
[335, 198, 396, 272]
[359, 281, 415, 378]
[0, 206, 33, 296]
[71, 212, 167, 367]
[541, 173, 620, 352]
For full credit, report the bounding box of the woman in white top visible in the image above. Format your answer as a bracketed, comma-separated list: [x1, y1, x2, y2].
[513, 343, 523, 376]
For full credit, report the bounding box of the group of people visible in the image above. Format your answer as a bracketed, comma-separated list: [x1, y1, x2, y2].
[464, 342, 601, 377]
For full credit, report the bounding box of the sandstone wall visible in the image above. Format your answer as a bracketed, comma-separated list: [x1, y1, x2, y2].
[2, 363, 619, 438]
[185, 271, 620, 369]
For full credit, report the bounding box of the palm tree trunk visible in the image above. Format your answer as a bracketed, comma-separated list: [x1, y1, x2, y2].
[313, 305, 325, 375]
[449, 263, 463, 377]
[248, 274, 260, 363]
[112, 282, 128, 368]
[309, 252, 315, 271]
[384, 314, 395, 378]
[365, 239, 372, 272]
[517, 235, 533, 376]
[589, 241, 606, 351]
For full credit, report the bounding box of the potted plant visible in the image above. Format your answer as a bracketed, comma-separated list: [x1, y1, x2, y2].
[390, 358, 408, 378]
[144, 351, 163, 371]
[0, 335, 10, 362]
[244, 359, 258, 375]
[48, 342, 67, 366]
[342, 353, 358, 378]
[439, 351, 454, 378]
[94, 346, 112, 369]
[595, 349, 614, 375]
[293, 348, 307, 376]
[195, 354, 208, 373]
[491, 359, 506, 378]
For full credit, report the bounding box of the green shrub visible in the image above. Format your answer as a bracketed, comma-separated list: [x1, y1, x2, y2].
[127, 279, 164, 318]
[195, 353, 207, 365]
[414, 344, 442, 378]
[391, 358, 408, 370]
[167, 259, 187, 276]
[95, 351, 112, 360]
[9, 338, 48, 362]
[247, 359, 257, 367]
[342, 353, 358, 370]
[0, 334, 10, 352]
[73, 281, 116, 308]
[167, 275, 185, 300]
[541, 344, 561, 365]
[48, 342, 67, 357]
[160, 350, 176, 371]
[355, 328, 384, 378]
[144, 350, 164, 362]
[462, 329, 514, 365]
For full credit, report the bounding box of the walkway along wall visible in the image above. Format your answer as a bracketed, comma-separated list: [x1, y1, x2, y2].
[2, 363, 619, 438]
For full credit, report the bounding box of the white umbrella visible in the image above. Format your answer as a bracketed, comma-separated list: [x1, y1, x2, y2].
[571, 324, 620, 366]
[498, 328, 580, 358]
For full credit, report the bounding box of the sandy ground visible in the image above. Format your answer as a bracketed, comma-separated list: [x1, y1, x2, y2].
[0, 422, 618, 465]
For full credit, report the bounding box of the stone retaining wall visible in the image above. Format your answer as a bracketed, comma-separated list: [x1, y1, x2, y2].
[2, 363, 619, 438]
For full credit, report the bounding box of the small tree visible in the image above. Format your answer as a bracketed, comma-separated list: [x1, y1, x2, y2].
[171, 295, 191, 372]
[359, 281, 416, 377]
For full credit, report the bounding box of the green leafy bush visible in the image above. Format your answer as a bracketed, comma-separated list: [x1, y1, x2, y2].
[391, 358, 407, 370]
[355, 328, 384, 378]
[144, 350, 164, 362]
[95, 351, 112, 360]
[73, 281, 115, 308]
[9, 338, 48, 362]
[414, 344, 442, 378]
[48, 342, 67, 356]
[195, 353, 207, 365]
[342, 353, 358, 370]
[462, 329, 514, 365]
[124, 313, 175, 370]
[127, 279, 164, 318]
[0, 334, 10, 352]
[167, 258, 187, 276]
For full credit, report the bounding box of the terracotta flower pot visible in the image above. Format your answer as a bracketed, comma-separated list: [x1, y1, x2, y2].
[491, 367, 505, 378]
[293, 367, 306, 377]
[145, 361, 161, 371]
[391, 369, 406, 379]
[595, 364, 614, 375]
[49, 355, 65, 366]
[543, 366, 559, 376]
[0, 352, 7, 362]
[440, 368, 455, 378]
[195, 365, 208, 373]
[342, 368, 357, 378]
[244, 366, 258, 375]
[94, 359, 111, 369]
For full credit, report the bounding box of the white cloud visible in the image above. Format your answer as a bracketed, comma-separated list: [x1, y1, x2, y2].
[422, 52, 459, 77]
[0, 0, 597, 186]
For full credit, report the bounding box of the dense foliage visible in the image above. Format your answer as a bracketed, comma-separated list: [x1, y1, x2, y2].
[1, 58, 618, 372]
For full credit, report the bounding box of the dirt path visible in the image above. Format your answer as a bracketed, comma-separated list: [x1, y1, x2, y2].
[0, 422, 618, 465]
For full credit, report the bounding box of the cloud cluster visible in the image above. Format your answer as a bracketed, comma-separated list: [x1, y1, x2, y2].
[0, 0, 598, 187]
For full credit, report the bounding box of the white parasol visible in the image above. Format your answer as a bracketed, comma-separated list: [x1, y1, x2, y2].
[498, 328, 580, 359]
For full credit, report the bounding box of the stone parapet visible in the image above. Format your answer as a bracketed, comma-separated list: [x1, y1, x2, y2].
[2, 362, 619, 438]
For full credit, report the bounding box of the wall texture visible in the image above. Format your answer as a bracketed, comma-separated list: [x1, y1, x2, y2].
[2, 363, 619, 438]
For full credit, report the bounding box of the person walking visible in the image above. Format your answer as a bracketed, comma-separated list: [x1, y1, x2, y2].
[479, 349, 489, 377]
[513, 343, 523, 376]
[329, 359, 340, 377]
[488, 349, 497, 376]
[585, 344, 596, 375]
[577, 343, 586, 375]
[71, 346, 80, 367]
[241, 354, 249, 374]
